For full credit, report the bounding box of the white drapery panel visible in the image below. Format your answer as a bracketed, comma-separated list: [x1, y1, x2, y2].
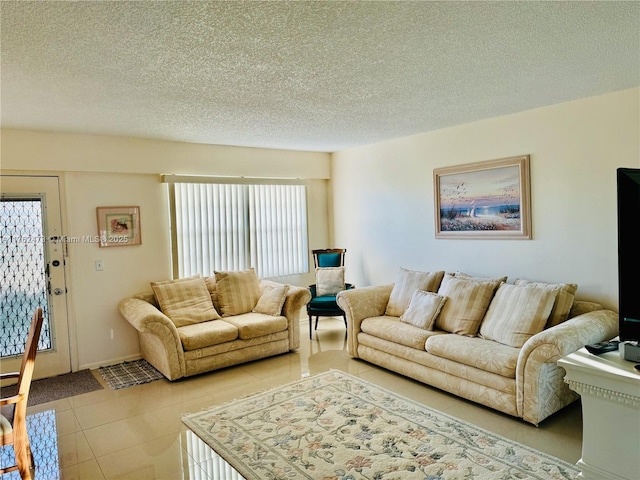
[173, 182, 308, 278]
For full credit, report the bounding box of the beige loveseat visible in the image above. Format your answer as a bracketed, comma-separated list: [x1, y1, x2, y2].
[336, 269, 618, 425]
[118, 270, 311, 380]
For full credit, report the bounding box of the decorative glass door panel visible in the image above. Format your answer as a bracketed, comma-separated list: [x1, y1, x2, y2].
[1, 197, 52, 355]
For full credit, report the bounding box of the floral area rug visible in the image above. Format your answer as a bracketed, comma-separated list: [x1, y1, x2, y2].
[182, 370, 579, 480]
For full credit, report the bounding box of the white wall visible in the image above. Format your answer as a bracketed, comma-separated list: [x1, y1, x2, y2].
[1, 131, 332, 369]
[331, 88, 640, 311]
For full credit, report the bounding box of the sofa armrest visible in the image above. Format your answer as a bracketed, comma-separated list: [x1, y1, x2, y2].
[337, 285, 393, 357]
[516, 309, 619, 424]
[260, 280, 311, 350]
[118, 297, 186, 379]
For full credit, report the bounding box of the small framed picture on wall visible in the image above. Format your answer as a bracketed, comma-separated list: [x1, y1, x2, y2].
[96, 206, 141, 247]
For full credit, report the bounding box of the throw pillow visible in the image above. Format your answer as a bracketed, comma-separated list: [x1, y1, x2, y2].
[434, 274, 499, 336]
[151, 275, 221, 327]
[514, 279, 578, 328]
[385, 268, 445, 317]
[316, 267, 346, 296]
[253, 284, 290, 316]
[399, 290, 447, 330]
[479, 283, 558, 348]
[454, 271, 508, 292]
[214, 268, 262, 316]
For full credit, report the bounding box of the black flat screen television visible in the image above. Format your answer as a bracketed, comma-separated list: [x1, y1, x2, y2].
[617, 167, 640, 342]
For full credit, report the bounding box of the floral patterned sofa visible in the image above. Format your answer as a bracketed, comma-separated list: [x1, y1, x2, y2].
[336, 268, 618, 425]
[118, 269, 311, 380]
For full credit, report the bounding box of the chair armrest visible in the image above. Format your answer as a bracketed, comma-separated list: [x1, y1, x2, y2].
[337, 284, 393, 357]
[0, 392, 25, 406]
[516, 308, 618, 424]
[260, 280, 311, 350]
[0, 372, 19, 381]
[308, 283, 354, 299]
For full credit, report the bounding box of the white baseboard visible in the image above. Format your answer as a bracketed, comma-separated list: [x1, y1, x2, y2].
[80, 353, 142, 371]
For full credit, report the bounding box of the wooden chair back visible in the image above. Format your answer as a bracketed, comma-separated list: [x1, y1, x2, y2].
[1, 307, 44, 480]
[312, 248, 346, 268]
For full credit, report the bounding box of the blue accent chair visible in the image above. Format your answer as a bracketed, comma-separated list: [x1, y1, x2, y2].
[307, 249, 354, 338]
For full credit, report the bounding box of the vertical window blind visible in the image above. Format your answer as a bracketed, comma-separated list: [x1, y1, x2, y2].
[172, 182, 308, 278]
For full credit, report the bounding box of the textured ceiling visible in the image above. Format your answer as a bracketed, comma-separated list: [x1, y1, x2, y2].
[1, 1, 639, 153]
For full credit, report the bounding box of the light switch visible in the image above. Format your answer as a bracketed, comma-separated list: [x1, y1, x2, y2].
[95, 260, 104, 271]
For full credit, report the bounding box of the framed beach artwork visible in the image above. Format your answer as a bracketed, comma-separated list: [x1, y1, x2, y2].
[96, 206, 141, 247]
[434, 155, 531, 239]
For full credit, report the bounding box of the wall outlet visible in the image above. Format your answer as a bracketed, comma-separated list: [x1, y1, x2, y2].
[95, 260, 104, 271]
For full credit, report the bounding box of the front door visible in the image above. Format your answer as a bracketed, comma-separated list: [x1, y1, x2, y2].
[1, 175, 72, 379]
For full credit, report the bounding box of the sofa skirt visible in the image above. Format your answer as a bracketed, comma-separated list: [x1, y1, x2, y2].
[185, 338, 291, 377]
[357, 344, 519, 419]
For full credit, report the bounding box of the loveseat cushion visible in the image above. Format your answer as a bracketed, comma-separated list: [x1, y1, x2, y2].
[425, 334, 519, 378]
[151, 275, 221, 327]
[479, 283, 557, 348]
[361, 316, 444, 350]
[177, 320, 239, 351]
[214, 269, 262, 316]
[514, 279, 577, 328]
[223, 312, 288, 340]
[385, 268, 445, 317]
[435, 274, 499, 336]
[203, 276, 222, 313]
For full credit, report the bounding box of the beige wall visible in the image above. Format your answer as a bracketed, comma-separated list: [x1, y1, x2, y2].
[331, 87, 640, 311]
[1, 131, 332, 369]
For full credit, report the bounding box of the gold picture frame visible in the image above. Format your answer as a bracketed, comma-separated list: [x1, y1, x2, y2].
[96, 206, 141, 247]
[434, 155, 531, 239]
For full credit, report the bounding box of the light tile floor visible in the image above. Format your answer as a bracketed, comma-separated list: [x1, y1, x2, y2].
[1, 316, 583, 479]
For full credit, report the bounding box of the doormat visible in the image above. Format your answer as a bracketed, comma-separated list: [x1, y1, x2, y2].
[0, 369, 103, 407]
[98, 359, 164, 390]
[183, 370, 579, 480]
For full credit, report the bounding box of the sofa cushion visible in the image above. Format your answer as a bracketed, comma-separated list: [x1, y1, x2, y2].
[177, 320, 238, 351]
[399, 290, 447, 330]
[151, 275, 221, 327]
[214, 269, 262, 316]
[223, 312, 288, 340]
[514, 279, 577, 328]
[316, 267, 346, 296]
[435, 274, 499, 336]
[479, 283, 557, 348]
[425, 334, 520, 378]
[253, 284, 290, 316]
[361, 316, 444, 350]
[385, 268, 445, 317]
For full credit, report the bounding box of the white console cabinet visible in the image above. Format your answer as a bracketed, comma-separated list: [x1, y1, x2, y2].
[558, 347, 640, 480]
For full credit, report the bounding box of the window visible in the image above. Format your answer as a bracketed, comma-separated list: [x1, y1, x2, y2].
[168, 180, 308, 279]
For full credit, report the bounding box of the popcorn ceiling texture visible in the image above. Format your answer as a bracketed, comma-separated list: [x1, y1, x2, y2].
[1, 1, 638, 152]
